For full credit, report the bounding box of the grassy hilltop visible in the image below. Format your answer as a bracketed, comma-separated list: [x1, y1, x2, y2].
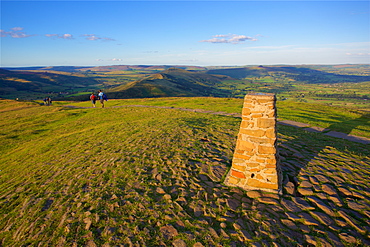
[0, 98, 369, 246]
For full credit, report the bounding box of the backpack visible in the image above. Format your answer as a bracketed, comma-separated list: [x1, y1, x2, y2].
[103, 93, 108, 101]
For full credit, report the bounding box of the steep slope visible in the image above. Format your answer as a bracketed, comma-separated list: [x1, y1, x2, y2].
[109, 68, 232, 98]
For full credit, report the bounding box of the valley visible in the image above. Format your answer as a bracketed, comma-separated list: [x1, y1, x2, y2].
[2, 64, 369, 111]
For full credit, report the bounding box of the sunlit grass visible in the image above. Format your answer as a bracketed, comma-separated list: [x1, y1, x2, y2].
[62, 97, 370, 138]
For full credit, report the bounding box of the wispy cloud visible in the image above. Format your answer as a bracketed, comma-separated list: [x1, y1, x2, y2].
[346, 52, 370, 56]
[45, 34, 74, 39]
[0, 27, 34, 38]
[95, 58, 122, 62]
[83, 34, 115, 41]
[200, 34, 258, 44]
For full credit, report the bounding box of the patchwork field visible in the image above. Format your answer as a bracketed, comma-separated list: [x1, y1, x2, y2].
[0, 98, 369, 246]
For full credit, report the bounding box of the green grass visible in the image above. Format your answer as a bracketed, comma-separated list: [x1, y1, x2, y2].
[62, 97, 370, 139]
[0, 98, 369, 246]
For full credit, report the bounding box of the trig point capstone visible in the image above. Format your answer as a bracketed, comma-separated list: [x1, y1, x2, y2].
[225, 93, 282, 194]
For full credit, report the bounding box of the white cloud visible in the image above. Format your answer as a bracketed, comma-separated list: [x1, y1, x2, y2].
[1, 27, 33, 38]
[11, 27, 24, 31]
[111, 58, 122, 61]
[346, 52, 370, 56]
[83, 34, 115, 41]
[200, 34, 258, 44]
[45, 33, 73, 39]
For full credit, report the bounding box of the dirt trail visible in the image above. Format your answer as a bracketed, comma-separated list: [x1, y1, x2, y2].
[66, 104, 370, 144]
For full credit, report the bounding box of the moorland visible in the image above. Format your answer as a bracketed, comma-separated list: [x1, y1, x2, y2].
[0, 64, 369, 246]
[2, 64, 370, 110]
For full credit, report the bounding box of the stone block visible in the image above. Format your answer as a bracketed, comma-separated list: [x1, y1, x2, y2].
[266, 174, 278, 183]
[242, 107, 251, 115]
[233, 152, 252, 160]
[227, 176, 239, 185]
[232, 164, 246, 172]
[265, 163, 277, 168]
[231, 169, 246, 179]
[247, 179, 278, 190]
[240, 129, 266, 137]
[258, 145, 276, 154]
[257, 118, 275, 128]
[263, 168, 277, 174]
[249, 137, 275, 145]
[251, 113, 263, 118]
[240, 121, 252, 129]
[236, 140, 255, 151]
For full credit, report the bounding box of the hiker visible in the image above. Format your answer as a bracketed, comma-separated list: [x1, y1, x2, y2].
[43, 97, 48, 105]
[90, 93, 97, 107]
[48, 97, 52, 105]
[98, 90, 107, 108]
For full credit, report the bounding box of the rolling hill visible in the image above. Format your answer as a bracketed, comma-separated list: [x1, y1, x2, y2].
[0, 68, 100, 99]
[107, 68, 233, 98]
[207, 65, 370, 83]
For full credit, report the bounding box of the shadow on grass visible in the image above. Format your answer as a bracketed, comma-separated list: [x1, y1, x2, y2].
[278, 113, 370, 196]
[324, 113, 370, 135]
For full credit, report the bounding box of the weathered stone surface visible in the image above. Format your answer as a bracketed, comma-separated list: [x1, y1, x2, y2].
[281, 219, 299, 230]
[160, 225, 179, 240]
[292, 197, 315, 210]
[240, 230, 253, 241]
[85, 240, 97, 247]
[172, 239, 187, 247]
[309, 211, 334, 225]
[285, 212, 301, 221]
[246, 190, 262, 198]
[321, 184, 337, 195]
[337, 210, 366, 234]
[257, 197, 279, 205]
[347, 200, 367, 211]
[304, 235, 317, 246]
[326, 231, 345, 247]
[156, 187, 166, 194]
[339, 233, 357, 243]
[281, 199, 302, 213]
[338, 187, 352, 196]
[298, 212, 320, 226]
[284, 182, 295, 195]
[300, 180, 313, 188]
[307, 196, 335, 216]
[297, 187, 314, 196]
[315, 175, 331, 183]
[309, 176, 320, 185]
[210, 165, 226, 181]
[227, 199, 240, 211]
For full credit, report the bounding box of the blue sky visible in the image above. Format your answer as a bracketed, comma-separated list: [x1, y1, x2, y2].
[1, 1, 369, 67]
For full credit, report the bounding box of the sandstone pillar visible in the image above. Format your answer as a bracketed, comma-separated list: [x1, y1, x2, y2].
[225, 93, 282, 194]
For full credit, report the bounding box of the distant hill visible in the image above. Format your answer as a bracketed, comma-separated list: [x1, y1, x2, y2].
[78, 65, 207, 72]
[0, 68, 100, 99]
[107, 68, 232, 98]
[207, 65, 370, 83]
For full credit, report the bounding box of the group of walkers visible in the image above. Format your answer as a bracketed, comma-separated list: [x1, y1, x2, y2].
[90, 90, 108, 108]
[43, 97, 52, 105]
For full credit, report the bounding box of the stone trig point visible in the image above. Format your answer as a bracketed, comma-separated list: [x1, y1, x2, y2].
[225, 93, 282, 194]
